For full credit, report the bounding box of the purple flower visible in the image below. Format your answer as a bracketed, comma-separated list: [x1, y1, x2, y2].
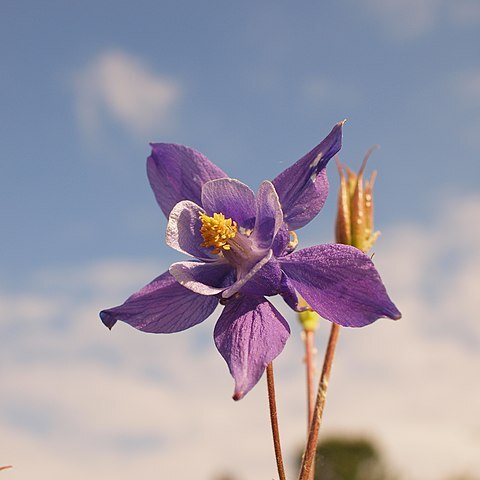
[100, 122, 401, 400]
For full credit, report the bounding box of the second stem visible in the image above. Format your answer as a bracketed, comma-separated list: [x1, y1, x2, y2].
[298, 323, 341, 480]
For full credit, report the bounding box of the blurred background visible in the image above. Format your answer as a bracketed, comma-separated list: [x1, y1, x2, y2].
[1, 1, 479, 478]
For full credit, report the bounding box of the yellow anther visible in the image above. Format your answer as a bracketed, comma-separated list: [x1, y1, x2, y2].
[199, 212, 237, 254]
[288, 230, 298, 250]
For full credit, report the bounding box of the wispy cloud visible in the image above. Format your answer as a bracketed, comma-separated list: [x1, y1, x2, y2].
[451, 68, 480, 147]
[73, 51, 182, 141]
[364, 0, 480, 39]
[450, 0, 480, 27]
[365, 0, 440, 39]
[1, 193, 480, 479]
[301, 76, 361, 109]
[453, 69, 480, 105]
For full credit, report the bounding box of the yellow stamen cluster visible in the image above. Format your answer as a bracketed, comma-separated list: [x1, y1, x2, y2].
[199, 212, 237, 254]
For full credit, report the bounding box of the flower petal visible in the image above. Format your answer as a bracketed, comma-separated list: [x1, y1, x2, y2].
[201, 178, 256, 229]
[272, 224, 292, 257]
[251, 181, 283, 250]
[280, 244, 401, 327]
[169, 260, 234, 295]
[272, 121, 344, 230]
[166, 200, 215, 260]
[100, 271, 218, 333]
[214, 296, 290, 400]
[239, 257, 284, 297]
[221, 250, 272, 298]
[147, 143, 227, 217]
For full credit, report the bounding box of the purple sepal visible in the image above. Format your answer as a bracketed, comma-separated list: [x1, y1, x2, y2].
[147, 143, 227, 217]
[272, 121, 344, 230]
[280, 244, 401, 327]
[278, 273, 300, 311]
[214, 295, 290, 400]
[99, 271, 218, 333]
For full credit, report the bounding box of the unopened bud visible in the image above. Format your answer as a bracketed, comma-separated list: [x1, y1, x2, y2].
[297, 297, 320, 332]
[335, 146, 380, 253]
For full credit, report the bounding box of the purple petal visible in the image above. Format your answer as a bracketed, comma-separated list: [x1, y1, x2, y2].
[166, 200, 214, 260]
[100, 271, 218, 333]
[201, 178, 256, 229]
[272, 224, 292, 257]
[280, 244, 401, 327]
[221, 250, 272, 298]
[214, 296, 290, 400]
[169, 260, 234, 295]
[251, 181, 283, 250]
[239, 257, 284, 297]
[272, 121, 344, 230]
[147, 143, 227, 217]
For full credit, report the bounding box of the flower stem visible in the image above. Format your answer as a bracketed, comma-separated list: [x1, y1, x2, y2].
[298, 323, 341, 480]
[0, 466, 12, 471]
[304, 330, 316, 427]
[266, 362, 287, 480]
[304, 329, 316, 480]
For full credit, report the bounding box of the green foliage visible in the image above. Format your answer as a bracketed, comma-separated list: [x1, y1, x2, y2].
[298, 435, 398, 480]
[297, 434, 478, 480]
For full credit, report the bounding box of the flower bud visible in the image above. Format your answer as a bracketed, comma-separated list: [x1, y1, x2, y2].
[335, 146, 380, 253]
[297, 296, 320, 332]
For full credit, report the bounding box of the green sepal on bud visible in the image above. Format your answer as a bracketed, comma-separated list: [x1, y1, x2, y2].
[335, 146, 381, 253]
[297, 297, 320, 332]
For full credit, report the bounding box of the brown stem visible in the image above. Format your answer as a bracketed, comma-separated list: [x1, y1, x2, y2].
[0, 466, 12, 472]
[266, 362, 287, 480]
[298, 323, 341, 480]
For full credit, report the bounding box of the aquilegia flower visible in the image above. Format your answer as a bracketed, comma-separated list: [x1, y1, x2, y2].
[100, 122, 401, 400]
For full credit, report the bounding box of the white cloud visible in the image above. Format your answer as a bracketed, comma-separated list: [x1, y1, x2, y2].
[363, 0, 480, 39]
[301, 76, 361, 109]
[450, 0, 480, 27]
[1, 193, 480, 479]
[453, 69, 480, 105]
[73, 51, 181, 140]
[451, 69, 480, 148]
[365, 0, 440, 39]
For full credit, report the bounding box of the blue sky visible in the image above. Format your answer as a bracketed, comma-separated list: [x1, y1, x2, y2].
[1, 1, 480, 479]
